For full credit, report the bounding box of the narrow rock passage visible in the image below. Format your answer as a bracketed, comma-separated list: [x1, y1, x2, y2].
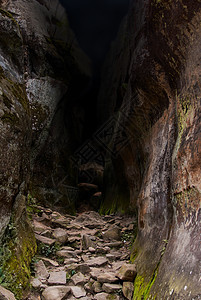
[27, 207, 137, 300]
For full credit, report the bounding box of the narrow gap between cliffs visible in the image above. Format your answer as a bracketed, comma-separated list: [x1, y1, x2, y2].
[58, 0, 130, 213]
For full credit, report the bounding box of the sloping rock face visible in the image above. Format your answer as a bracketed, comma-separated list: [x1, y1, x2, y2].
[98, 0, 201, 299]
[0, 0, 90, 297]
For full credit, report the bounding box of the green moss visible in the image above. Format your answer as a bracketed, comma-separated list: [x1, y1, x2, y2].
[133, 270, 158, 300]
[0, 204, 37, 299]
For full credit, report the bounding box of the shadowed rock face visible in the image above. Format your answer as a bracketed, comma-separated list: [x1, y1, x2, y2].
[0, 0, 91, 233]
[0, 0, 90, 296]
[98, 0, 201, 298]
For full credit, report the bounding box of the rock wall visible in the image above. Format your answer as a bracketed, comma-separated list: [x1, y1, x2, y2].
[98, 0, 201, 298]
[0, 0, 90, 297]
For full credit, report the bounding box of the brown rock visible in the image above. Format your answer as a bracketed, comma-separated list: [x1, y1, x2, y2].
[35, 234, 56, 245]
[0, 286, 16, 300]
[85, 257, 108, 267]
[56, 250, 77, 258]
[52, 228, 68, 244]
[42, 286, 71, 300]
[102, 283, 122, 293]
[47, 271, 66, 285]
[92, 281, 102, 293]
[35, 260, 49, 280]
[103, 225, 121, 241]
[97, 273, 119, 284]
[116, 264, 136, 281]
[123, 282, 134, 300]
[94, 292, 120, 300]
[70, 286, 86, 298]
[71, 272, 88, 285]
[82, 234, 96, 249]
[39, 257, 59, 267]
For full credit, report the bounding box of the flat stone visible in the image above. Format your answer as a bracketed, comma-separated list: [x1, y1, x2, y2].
[102, 283, 122, 293]
[48, 271, 66, 285]
[62, 246, 74, 251]
[52, 228, 68, 244]
[35, 260, 49, 280]
[97, 272, 119, 283]
[39, 257, 59, 267]
[56, 250, 77, 258]
[64, 258, 80, 265]
[71, 272, 88, 285]
[123, 282, 134, 300]
[0, 286, 16, 300]
[35, 234, 56, 245]
[106, 254, 118, 261]
[52, 218, 69, 228]
[42, 286, 71, 300]
[104, 242, 123, 248]
[90, 268, 101, 280]
[116, 264, 137, 281]
[89, 247, 96, 253]
[112, 261, 125, 271]
[85, 257, 108, 267]
[33, 220, 50, 233]
[70, 286, 86, 298]
[94, 292, 120, 300]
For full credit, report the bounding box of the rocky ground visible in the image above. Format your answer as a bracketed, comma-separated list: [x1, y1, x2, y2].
[25, 206, 137, 300]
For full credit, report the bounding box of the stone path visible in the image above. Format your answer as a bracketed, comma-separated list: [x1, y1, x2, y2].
[26, 207, 137, 300]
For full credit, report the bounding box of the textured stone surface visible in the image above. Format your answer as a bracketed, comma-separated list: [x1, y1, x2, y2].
[97, 0, 201, 299]
[0, 0, 91, 297]
[116, 264, 137, 282]
[47, 271, 66, 285]
[122, 282, 134, 300]
[0, 286, 16, 300]
[42, 286, 71, 300]
[70, 286, 86, 298]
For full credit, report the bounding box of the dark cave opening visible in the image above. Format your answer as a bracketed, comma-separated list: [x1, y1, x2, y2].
[59, 0, 130, 140]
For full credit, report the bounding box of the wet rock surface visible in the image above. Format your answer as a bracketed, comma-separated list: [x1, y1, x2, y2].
[26, 206, 137, 299]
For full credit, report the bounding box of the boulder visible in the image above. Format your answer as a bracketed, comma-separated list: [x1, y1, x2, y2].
[116, 264, 137, 281]
[52, 228, 68, 244]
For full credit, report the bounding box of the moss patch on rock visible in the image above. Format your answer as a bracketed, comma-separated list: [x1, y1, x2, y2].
[0, 195, 37, 299]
